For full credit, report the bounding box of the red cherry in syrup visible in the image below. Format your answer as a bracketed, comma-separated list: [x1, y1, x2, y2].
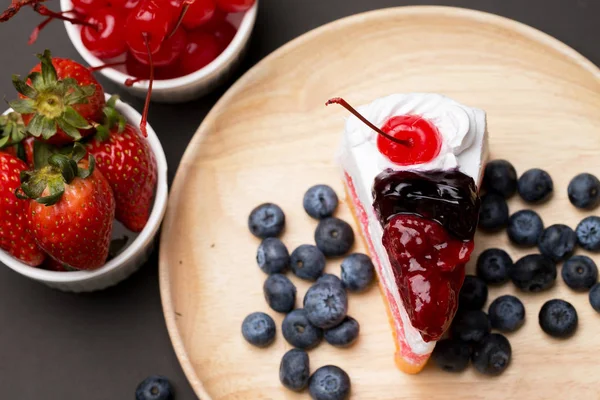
[378, 115, 442, 165]
[382, 214, 473, 342]
[180, 0, 216, 29]
[72, 0, 110, 15]
[207, 17, 237, 51]
[216, 0, 255, 13]
[179, 30, 220, 75]
[81, 8, 127, 59]
[125, 51, 183, 79]
[116, 0, 140, 10]
[130, 27, 186, 67]
[125, 0, 171, 56]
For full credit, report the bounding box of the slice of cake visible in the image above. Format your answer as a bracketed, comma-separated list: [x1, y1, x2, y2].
[330, 93, 488, 374]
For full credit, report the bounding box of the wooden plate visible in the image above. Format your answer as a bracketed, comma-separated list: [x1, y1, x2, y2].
[159, 6, 600, 399]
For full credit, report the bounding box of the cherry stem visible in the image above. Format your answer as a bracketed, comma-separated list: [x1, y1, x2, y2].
[89, 61, 126, 72]
[166, 0, 195, 39]
[28, 9, 72, 45]
[0, 0, 45, 22]
[325, 97, 412, 147]
[33, 4, 97, 29]
[138, 32, 153, 138]
[124, 77, 144, 87]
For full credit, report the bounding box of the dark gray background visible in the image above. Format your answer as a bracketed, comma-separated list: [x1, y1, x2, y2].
[0, 0, 598, 398]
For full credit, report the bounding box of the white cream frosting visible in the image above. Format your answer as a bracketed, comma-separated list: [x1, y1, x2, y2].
[338, 93, 489, 356]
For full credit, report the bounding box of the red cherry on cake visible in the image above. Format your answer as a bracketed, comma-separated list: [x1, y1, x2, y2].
[326, 97, 442, 166]
[378, 115, 441, 165]
[81, 8, 127, 59]
[382, 214, 473, 342]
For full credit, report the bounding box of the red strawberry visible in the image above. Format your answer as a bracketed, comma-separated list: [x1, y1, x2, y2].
[18, 145, 115, 270]
[0, 152, 46, 266]
[9, 50, 106, 145]
[87, 101, 157, 232]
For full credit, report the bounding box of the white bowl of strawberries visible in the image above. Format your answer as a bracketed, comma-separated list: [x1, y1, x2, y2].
[56, 0, 258, 103]
[0, 51, 168, 292]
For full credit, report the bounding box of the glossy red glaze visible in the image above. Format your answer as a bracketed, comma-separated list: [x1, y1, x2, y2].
[382, 214, 473, 342]
[125, 0, 171, 55]
[377, 115, 442, 165]
[81, 8, 127, 59]
[179, 30, 220, 75]
[216, 0, 254, 13]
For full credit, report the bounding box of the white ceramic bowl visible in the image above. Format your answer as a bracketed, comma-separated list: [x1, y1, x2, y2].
[60, 1, 258, 103]
[0, 94, 169, 292]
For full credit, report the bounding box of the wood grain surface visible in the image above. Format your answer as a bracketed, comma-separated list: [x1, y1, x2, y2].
[159, 6, 600, 399]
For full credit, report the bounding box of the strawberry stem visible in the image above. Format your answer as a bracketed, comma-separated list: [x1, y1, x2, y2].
[166, 0, 195, 39]
[88, 61, 126, 72]
[139, 32, 153, 138]
[326, 97, 412, 147]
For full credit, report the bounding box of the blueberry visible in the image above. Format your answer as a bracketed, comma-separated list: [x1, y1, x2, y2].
[518, 168, 553, 203]
[241, 312, 276, 347]
[482, 159, 517, 198]
[340, 253, 375, 292]
[304, 282, 348, 329]
[562, 255, 598, 291]
[476, 248, 512, 285]
[282, 309, 323, 349]
[308, 366, 351, 400]
[304, 185, 339, 219]
[509, 254, 556, 292]
[575, 216, 600, 251]
[539, 299, 578, 338]
[478, 193, 509, 231]
[568, 173, 600, 209]
[471, 334, 512, 376]
[279, 349, 310, 392]
[431, 338, 471, 373]
[257, 238, 290, 274]
[290, 245, 326, 281]
[248, 203, 285, 239]
[589, 283, 600, 312]
[317, 273, 343, 288]
[135, 375, 173, 400]
[451, 310, 491, 344]
[264, 274, 297, 313]
[315, 218, 355, 257]
[458, 275, 488, 311]
[538, 224, 577, 262]
[488, 295, 525, 332]
[324, 316, 360, 347]
[507, 210, 544, 247]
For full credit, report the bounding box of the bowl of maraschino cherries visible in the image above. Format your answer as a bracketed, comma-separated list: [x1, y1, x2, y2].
[2, 0, 257, 103]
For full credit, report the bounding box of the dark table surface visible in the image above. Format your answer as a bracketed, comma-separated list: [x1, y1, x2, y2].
[1, 0, 599, 398]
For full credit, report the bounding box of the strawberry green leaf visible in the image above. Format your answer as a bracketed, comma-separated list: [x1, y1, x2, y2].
[28, 72, 46, 92]
[37, 49, 58, 86]
[33, 141, 58, 169]
[71, 142, 87, 163]
[95, 125, 109, 141]
[48, 154, 76, 183]
[36, 177, 65, 206]
[62, 106, 91, 129]
[12, 74, 37, 99]
[78, 155, 95, 179]
[8, 98, 35, 114]
[56, 118, 82, 140]
[0, 135, 10, 148]
[63, 81, 95, 105]
[15, 142, 26, 164]
[20, 171, 47, 200]
[27, 113, 52, 138]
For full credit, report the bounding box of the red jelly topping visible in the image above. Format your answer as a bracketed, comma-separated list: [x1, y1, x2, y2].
[382, 214, 474, 342]
[378, 115, 442, 165]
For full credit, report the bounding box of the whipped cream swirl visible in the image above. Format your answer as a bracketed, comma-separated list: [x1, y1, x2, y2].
[343, 93, 482, 172]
